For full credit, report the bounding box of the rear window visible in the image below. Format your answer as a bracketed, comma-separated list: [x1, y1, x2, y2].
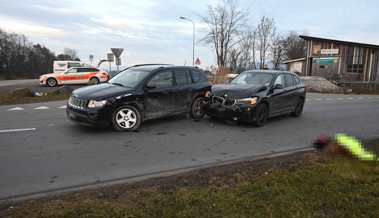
[174, 69, 191, 85]
[191, 69, 208, 83]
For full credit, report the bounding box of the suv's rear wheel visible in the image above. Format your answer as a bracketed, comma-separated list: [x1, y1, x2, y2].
[112, 105, 141, 131]
[47, 78, 57, 87]
[291, 98, 304, 117]
[190, 97, 207, 121]
[253, 103, 269, 127]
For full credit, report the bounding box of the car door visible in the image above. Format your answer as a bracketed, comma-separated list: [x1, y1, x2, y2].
[76, 68, 91, 83]
[284, 73, 298, 111]
[144, 70, 176, 119]
[172, 68, 192, 112]
[269, 74, 288, 115]
[58, 68, 79, 84]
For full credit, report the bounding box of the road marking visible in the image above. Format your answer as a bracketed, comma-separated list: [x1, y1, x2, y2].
[337, 98, 344, 100]
[347, 97, 354, 100]
[316, 98, 322, 101]
[358, 97, 364, 100]
[58, 105, 67, 109]
[34, 106, 49, 110]
[0, 128, 36, 133]
[8, 107, 24, 111]
[326, 98, 333, 101]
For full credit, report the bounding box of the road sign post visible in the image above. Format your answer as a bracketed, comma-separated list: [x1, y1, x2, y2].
[107, 53, 114, 73]
[111, 48, 124, 74]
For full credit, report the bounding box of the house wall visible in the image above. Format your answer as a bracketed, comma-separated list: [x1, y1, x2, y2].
[304, 39, 379, 82]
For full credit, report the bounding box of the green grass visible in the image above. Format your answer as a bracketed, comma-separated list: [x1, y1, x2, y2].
[3, 155, 379, 218]
[0, 92, 69, 105]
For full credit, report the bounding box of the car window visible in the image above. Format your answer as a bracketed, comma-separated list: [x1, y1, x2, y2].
[274, 74, 285, 87]
[191, 69, 208, 83]
[77, 68, 88, 73]
[231, 72, 274, 87]
[174, 69, 190, 85]
[68, 63, 81, 68]
[284, 74, 294, 87]
[66, 68, 78, 73]
[148, 71, 174, 88]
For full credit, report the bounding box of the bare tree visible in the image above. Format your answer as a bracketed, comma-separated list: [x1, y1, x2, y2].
[283, 31, 306, 60]
[237, 28, 257, 71]
[63, 48, 79, 61]
[202, 0, 246, 68]
[256, 16, 276, 69]
[227, 47, 241, 72]
[271, 34, 286, 70]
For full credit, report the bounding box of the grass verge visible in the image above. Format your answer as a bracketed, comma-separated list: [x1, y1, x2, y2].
[0, 92, 69, 105]
[2, 151, 379, 218]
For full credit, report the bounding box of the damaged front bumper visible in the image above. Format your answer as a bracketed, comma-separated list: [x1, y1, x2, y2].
[204, 96, 257, 122]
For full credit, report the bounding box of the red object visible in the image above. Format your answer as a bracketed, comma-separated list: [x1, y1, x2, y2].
[313, 134, 331, 149]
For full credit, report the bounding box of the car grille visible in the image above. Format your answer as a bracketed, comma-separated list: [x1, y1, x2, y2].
[69, 96, 88, 109]
[211, 96, 236, 107]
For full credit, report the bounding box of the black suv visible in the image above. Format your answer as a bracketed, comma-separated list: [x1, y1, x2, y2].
[205, 70, 306, 126]
[66, 65, 211, 131]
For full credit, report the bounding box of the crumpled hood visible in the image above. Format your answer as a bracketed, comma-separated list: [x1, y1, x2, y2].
[72, 83, 132, 100]
[211, 84, 266, 99]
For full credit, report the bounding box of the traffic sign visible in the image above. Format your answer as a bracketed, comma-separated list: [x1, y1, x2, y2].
[107, 53, 114, 62]
[195, 57, 201, 66]
[89, 55, 94, 64]
[111, 48, 124, 58]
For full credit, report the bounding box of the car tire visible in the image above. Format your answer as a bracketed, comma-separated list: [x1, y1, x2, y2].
[46, 78, 57, 87]
[291, 98, 305, 117]
[253, 103, 269, 127]
[190, 97, 207, 121]
[89, 77, 100, 85]
[112, 105, 142, 132]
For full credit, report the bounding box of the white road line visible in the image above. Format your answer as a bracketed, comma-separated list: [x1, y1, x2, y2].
[326, 98, 333, 101]
[358, 97, 364, 100]
[8, 107, 24, 111]
[58, 105, 67, 109]
[347, 97, 354, 100]
[34, 106, 49, 110]
[0, 128, 36, 133]
[337, 98, 344, 100]
[316, 98, 322, 101]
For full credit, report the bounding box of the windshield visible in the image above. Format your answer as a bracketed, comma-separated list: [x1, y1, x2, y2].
[109, 69, 150, 88]
[230, 72, 274, 87]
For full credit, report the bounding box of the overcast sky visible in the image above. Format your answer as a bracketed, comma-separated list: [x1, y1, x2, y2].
[0, 0, 378, 68]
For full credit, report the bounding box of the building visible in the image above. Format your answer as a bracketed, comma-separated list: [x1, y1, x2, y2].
[282, 58, 305, 76]
[300, 35, 379, 82]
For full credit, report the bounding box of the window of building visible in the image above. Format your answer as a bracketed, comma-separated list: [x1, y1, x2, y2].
[347, 46, 364, 73]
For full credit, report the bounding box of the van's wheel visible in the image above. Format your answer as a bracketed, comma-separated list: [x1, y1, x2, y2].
[112, 105, 141, 131]
[47, 78, 57, 87]
[190, 97, 207, 121]
[253, 103, 268, 127]
[89, 77, 100, 85]
[291, 98, 305, 117]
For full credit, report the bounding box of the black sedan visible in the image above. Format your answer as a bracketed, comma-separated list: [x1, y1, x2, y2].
[66, 64, 211, 131]
[205, 70, 306, 126]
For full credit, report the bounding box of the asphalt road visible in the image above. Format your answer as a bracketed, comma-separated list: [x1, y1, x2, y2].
[0, 93, 379, 200]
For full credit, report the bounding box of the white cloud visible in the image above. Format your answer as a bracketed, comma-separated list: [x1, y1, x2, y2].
[0, 15, 66, 38]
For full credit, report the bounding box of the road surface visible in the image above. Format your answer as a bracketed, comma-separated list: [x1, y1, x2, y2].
[0, 93, 379, 200]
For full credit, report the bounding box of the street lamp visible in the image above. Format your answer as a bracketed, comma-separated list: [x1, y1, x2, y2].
[179, 16, 195, 66]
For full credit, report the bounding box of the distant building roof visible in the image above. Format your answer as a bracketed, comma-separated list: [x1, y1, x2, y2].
[299, 35, 379, 49]
[282, 58, 305, 64]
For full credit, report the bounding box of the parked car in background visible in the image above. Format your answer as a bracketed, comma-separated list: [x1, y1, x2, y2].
[205, 70, 306, 126]
[40, 67, 109, 87]
[53, 61, 86, 74]
[66, 64, 211, 131]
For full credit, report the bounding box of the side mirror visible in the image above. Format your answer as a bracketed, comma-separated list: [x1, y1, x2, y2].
[145, 85, 156, 90]
[273, 84, 284, 90]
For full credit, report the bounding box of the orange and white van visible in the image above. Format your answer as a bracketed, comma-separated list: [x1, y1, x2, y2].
[40, 67, 109, 87]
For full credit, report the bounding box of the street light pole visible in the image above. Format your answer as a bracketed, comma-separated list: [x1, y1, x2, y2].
[179, 16, 195, 66]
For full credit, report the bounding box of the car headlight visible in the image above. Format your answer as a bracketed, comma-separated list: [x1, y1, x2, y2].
[238, 97, 258, 105]
[88, 100, 107, 108]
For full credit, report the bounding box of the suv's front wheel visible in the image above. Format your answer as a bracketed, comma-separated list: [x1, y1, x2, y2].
[112, 105, 141, 131]
[190, 97, 207, 121]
